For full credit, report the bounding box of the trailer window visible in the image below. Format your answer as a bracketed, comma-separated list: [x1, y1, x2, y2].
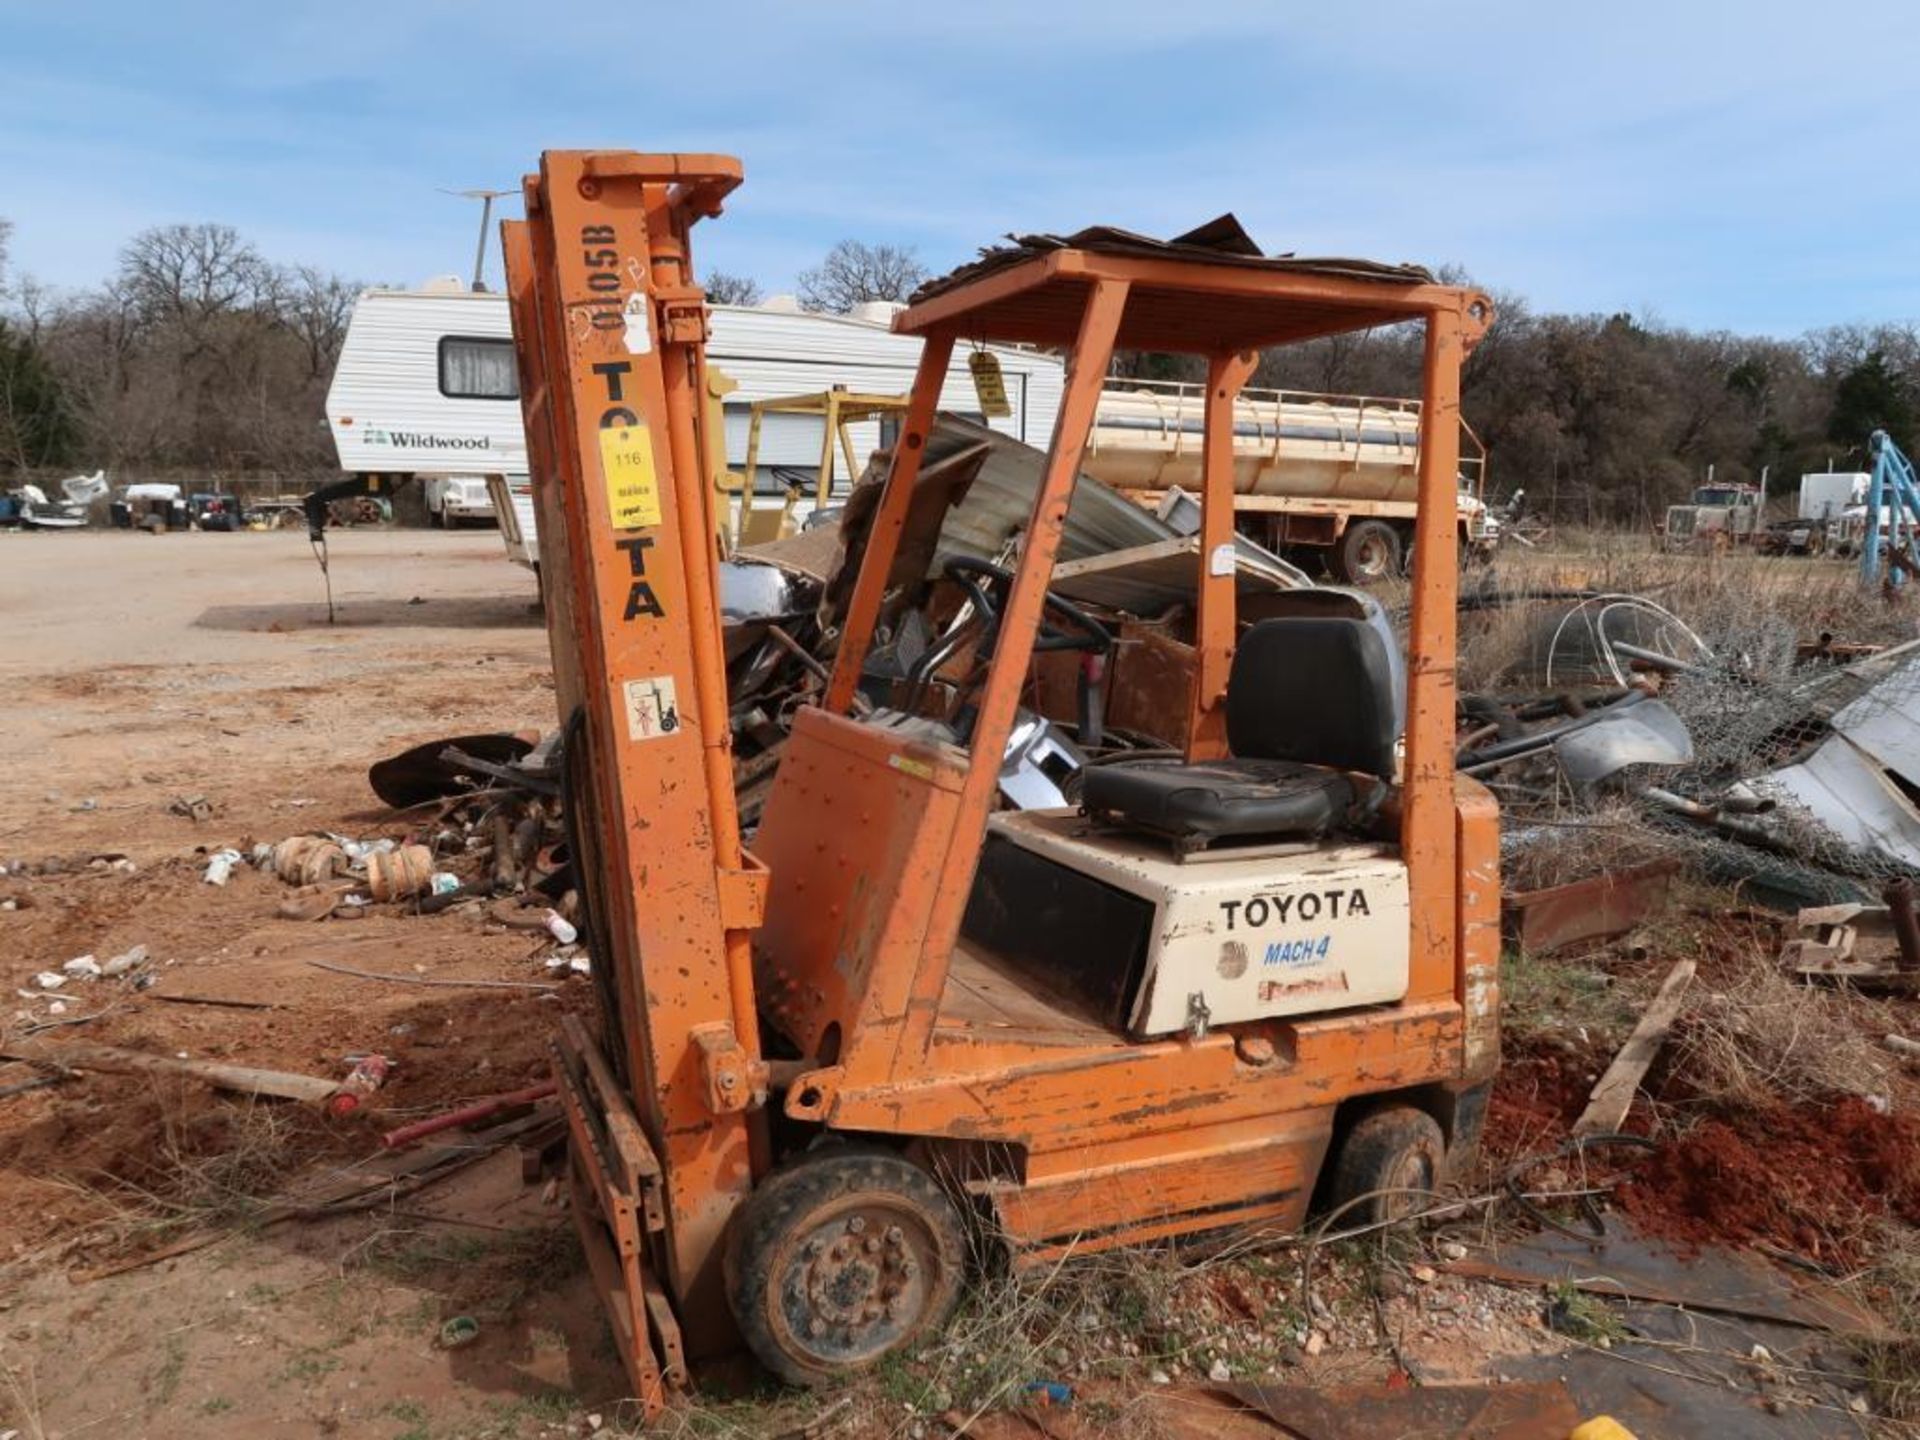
[439, 337, 519, 400]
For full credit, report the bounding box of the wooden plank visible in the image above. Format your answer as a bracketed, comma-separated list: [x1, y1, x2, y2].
[3, 1043, 339, 1103]
[1571, 959, 1696, 1137]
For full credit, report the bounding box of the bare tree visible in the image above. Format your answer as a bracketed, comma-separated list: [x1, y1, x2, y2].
[268, 264, 359, 378]
[704, 270, 762, 306]
[118, 223, 271, 328]
[797, 240, 928, 313]
[0, 217, 11, 297]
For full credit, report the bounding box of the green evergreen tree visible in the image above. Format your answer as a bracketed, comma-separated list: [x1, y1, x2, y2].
[1827, 350, 1915, 455]
[0, 320, 78, 471]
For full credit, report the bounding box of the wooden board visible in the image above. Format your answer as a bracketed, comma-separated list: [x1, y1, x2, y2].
[1571, 958, 1695, 1137]
[2, 1043, 338, 1103]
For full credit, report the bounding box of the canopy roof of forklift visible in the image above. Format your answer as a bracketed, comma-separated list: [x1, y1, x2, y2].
[897, 215, 1467, 354]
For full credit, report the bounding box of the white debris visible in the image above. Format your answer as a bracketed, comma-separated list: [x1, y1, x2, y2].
[102, 945, 149, 977]
[1207, 1358, 1232, 1383]
[32, 972, 66, 991]
[61, 955, 102, 980]
[203, 848, 244, 885]
[544, 911, 579, 945]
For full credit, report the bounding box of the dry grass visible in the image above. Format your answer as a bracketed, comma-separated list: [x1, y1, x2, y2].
[1459, 544, 1918, 694]
[0, 1352, 50, 1440]
[1666, 965, 1896, 1111]
[1864, 1226, 1920, 1421]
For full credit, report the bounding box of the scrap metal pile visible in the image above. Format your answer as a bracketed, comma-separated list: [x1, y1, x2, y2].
[1459, 582, 1920, 970]
[308, 415, 1343, 951]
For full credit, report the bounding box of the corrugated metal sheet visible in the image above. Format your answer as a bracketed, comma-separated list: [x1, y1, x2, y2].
[325, 291, 1064, 478]
[1764, 653, 1920, 869]
[924, 413, 1176, 566]
[912, 215, 1433, 304]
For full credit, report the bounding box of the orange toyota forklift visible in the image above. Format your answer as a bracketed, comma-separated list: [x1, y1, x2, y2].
[502, 150, 1500, 1413]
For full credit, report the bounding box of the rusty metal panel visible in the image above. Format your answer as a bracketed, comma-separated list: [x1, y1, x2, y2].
[987, 1109, 1331, 1256]
[1501, 858, 1678, 955]
[1221, 1380, 1581, 1440]
[752, 706, 968, 1082]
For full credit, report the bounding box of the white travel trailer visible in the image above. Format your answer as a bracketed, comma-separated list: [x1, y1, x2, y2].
[324, 282, 1066, 570]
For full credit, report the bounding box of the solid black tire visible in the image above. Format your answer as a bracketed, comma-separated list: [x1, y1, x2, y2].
[1331, 520, 1404, 585]
[725, 1144, 967, 1388]
[1325, 1104, 1447, 1227]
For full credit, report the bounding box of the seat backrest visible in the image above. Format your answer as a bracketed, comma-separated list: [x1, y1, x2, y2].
[1226, 617, 1397, 778]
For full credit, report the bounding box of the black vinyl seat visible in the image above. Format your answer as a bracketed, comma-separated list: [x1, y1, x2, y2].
[1081, 617, 1396, 847]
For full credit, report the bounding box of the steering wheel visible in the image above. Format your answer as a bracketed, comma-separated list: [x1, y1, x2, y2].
[939, 554, 1113, 656]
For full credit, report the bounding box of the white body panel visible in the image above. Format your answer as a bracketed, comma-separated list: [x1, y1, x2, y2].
[1798, 472, 1868, 521]
[987, 810, 1411, 1036]
[326, 290, 1063, 483]
[326, 290, 527, 476]
[487, 473, 537, 569]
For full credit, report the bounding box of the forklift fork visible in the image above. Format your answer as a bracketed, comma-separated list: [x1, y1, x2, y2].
[550, 1014, 683, 1414]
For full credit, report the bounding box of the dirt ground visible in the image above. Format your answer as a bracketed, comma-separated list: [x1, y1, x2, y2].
[0, 528, 1908, 1439]
[0, 528, 636, 1437]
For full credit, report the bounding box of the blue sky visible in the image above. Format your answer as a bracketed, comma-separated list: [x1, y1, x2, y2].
[2, 1, 1916, 336]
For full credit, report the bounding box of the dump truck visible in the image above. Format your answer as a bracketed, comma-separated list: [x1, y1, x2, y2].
[1081, 378, 1493, 583]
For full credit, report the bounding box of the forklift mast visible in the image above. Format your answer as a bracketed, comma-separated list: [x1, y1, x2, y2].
[502, 152, 766, 1406]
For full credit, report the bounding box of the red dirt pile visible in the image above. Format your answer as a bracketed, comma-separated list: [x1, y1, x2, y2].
[1616, 1096, 1920, 1267]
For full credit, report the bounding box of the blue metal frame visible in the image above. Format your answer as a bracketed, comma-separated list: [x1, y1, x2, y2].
[1862, 429, 1920, 586]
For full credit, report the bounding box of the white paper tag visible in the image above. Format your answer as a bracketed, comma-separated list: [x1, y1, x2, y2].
[622, 675, 680, 740]
[622, 293, 653, 355]
[1209, 542, 1237, 577]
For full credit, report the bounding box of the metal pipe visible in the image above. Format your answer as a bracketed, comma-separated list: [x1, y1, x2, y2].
[381, 1081, 558, 1150]
[1888, 878, 1920, 974]
[1609, 640, 1706, 677]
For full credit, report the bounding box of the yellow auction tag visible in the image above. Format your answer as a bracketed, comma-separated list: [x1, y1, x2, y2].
[600, 424, 662, 529]
[969, 349, 1011, 418]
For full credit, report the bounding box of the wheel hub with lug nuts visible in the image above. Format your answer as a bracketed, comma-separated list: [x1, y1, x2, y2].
[790, 1213, 920, 1356]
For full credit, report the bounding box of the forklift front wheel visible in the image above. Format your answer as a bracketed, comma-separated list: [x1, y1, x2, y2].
[1325, 1105, 1447, 1227]
[725, 1146, 967, 1387]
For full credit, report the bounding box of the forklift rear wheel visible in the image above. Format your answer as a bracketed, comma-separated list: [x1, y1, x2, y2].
[1332, 520, 1403, 584]
[726, 1146, 966, 1387]
[1325, 1105, 1446, 1226]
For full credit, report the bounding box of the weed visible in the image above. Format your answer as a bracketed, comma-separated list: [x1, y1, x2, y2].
[1500, 944, 1635, 1046]
[282, 1348, 342, 1385]
[201, 1396, 234, 1415]
[148, 1334, 187, 1407]
[0, 1354, 49, 1440]
[1546, 1283, 1630, 1347]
